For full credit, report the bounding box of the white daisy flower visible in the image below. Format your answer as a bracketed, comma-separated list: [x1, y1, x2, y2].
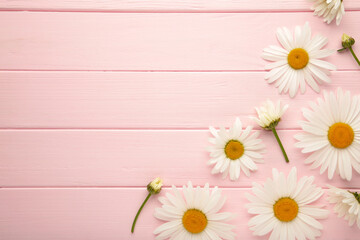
[246, 167, 329, 240]
[327, 185, 360, 229]
[253, 100, 290, 163]
[154, 181, 236, 240]
[309, 0, 345, 26]
[208, 118, 265, 181]
[295, 88, 360, 181]
[253, 100, 289, 130]
[262, 22, 336, 98]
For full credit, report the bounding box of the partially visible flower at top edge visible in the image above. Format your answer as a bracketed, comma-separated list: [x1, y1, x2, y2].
[253, 100, 290, 163]
[131, 177, 163, 233]
[309, 0, 345, 26]
[338, 33, 360, 66]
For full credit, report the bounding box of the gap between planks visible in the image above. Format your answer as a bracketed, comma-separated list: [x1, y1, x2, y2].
[1, 9, 359, 14]
[2, 186, 360, 190]
[1, 11, 360, 71]
[0, 69, 359, 72]
[0, 128, 303, 131]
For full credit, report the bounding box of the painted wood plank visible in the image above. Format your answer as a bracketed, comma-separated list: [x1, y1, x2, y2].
[1, 129, 359, 188]
[0, 12, 359, 71]
[1, 71, 360, 129]
[0, 0, 360, 12]
[0, 188, 359, 240]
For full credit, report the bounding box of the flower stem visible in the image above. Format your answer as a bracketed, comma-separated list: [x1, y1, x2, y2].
[131, 192, 152, 233]
[271, 127, 289, 163]
[349, 47, 360, 66]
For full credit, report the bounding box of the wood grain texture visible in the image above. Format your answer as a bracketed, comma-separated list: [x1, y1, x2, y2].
[1, 129, 359, 188]
[0, 11, 360, 71]
[1, 0, 360, 238]
[0, 188, 359, 240]
[0, 0, 360, 12]
[1, 71, 360, 129]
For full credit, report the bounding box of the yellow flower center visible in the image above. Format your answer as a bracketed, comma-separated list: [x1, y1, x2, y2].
[287, 48, 309, 70]
[273, 197, 298, 222]
[182, 209, 208, 234]
[328, 122, 354, 149]
[224, 140, 244, 160]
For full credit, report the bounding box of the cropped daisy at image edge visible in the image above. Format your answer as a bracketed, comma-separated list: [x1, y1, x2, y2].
[246, 167, 328, 240]
[153, 181, 236, 240]
[327, 185, 360, 229]
[309, 0, 345, 26]
[295, 88, 360, 181]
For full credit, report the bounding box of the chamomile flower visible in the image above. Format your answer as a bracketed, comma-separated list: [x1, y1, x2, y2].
[295, 88, 360, 181]
[253, 100, 289, 130]
[246, 167, 328, 240]
[253, 100, 290, 163]
[263, 22, 336, 98]
[309, 0, 345, 26]
[154, 182, 236, 240]
[208, 118, 265, 181]
[327, 185, 360, 229]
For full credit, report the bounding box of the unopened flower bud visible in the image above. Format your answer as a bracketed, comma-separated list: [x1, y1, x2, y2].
[342, 34, 355, 49]
[147, 177, 163, 194]
[131, 177, 163, 233]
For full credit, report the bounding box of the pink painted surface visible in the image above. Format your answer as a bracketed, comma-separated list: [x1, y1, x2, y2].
[0, 1, 359, 240]
[0, 12, 360, 71]
[0, 0, 360, 12]
[1, 129, 360, 189]
[1, 71, 360, 129]
[1, 187, 360, 240]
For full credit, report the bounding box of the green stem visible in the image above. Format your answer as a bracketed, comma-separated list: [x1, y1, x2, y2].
[271, 127, 289, 163]
[337, 47, 347, 52]
[131, 192, 151, 233]
[349, 47, 360, 66]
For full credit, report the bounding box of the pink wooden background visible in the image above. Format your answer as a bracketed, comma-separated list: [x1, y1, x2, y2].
[0, 0, 360, 239]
